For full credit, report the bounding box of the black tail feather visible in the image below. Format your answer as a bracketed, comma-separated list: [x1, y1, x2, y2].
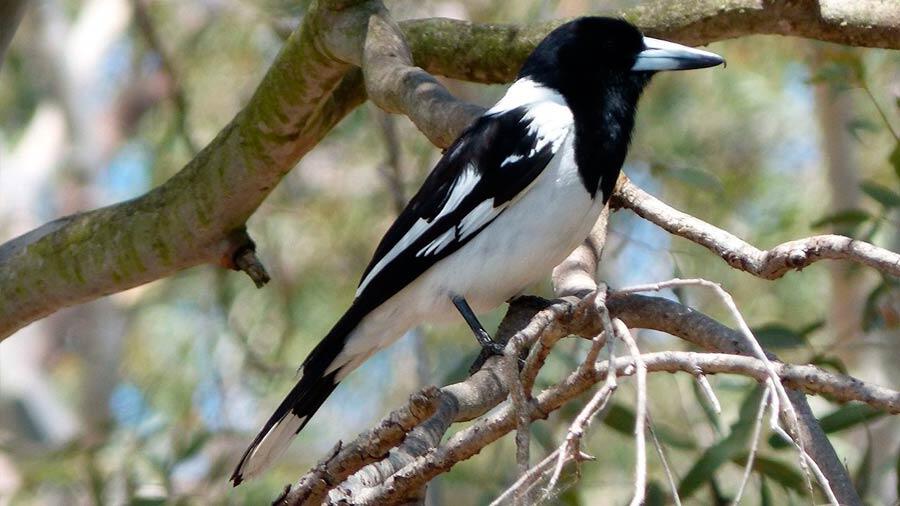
[230, 303, 369, 486]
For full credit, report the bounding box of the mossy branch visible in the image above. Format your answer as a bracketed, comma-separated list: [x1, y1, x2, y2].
[2, 0, 898, 340]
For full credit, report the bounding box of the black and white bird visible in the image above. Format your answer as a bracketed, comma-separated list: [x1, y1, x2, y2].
[231, 17, 723, 485]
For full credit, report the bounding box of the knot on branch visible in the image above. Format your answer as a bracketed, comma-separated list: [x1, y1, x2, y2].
[218, 228, 271, 288]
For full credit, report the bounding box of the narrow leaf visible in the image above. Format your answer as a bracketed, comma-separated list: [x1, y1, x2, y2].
[751, 324, 806, 349]
[861, 180, 900, 208]
[890, 141, 900, 182]
[731, 453, 807, 494]
[852, 433, 873, 498]
[769, 403, 885, 448]
[810, 209, 871, 229]
[678, 387, 763, 498]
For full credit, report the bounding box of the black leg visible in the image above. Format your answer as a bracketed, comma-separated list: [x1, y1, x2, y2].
[451, 295, 506, 355]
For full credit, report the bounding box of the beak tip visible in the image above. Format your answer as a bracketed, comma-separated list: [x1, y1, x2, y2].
[633, 37, 726, 72]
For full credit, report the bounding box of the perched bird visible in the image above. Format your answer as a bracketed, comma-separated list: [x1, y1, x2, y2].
[231, 16, 723, 485]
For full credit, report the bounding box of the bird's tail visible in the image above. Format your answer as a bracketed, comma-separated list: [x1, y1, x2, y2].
[230, 303, 370, 486]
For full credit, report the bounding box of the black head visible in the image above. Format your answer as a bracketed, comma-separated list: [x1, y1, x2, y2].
[516, 17, 724, 200]
[519, 17, 724, 104]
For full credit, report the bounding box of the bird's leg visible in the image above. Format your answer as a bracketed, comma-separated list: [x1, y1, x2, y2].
[451, 295, 506, 355]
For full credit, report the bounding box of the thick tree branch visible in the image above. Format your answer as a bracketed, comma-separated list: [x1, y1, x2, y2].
[552, 208, 610, 298]
[362, 10, 484, 147]
[4, 0, 900, 338]
[401, 1, 900, 85]
[611, 176, 900, 279]
[0, 7, 366, 339]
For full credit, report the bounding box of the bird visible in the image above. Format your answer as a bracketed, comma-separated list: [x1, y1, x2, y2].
[231, 16, 724, 485]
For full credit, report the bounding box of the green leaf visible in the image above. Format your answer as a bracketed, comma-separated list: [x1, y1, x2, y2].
[731, 453, 807, 494]
[678, 387, 764, 498]
[847, 117, 880, 141]
[809, 354, 848, 375]
[177, 430, 210, 461]
[769, 403, 885, 448]
[760, 476, 773, 506]
[751, 323, 806, 349]
[853, 433, 873, 498]
[810, 209, 871, 229]
[895, 443, 900, 499]
[861, 180, 900, 208]
[602, 402, 634, 435]
[645, 481, 666, 506]
[819, 403, 885, 433]
[798, 320, 824, 337]
[889, 141, 900, 182]
[862, 280, 890, 332]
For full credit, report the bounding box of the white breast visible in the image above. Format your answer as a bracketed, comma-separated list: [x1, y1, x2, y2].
[400, 133, 602, 321]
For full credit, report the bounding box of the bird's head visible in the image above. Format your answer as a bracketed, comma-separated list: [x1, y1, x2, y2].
[519, 17, 724, 104]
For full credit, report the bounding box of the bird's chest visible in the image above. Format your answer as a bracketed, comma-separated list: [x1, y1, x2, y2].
[455, 139, 602, 309]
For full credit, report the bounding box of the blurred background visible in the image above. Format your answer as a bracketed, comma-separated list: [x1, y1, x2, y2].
[0, 0, 898, 504]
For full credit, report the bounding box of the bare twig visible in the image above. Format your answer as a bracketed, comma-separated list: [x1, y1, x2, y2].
[130, 0, 198, 153]
[612, 176, 900, 279]
[504, 334, 532, 503]
[732, 386, 771, 505]
[647, 414, 682, 506]
[544, 352, 617, 496]
[544, 288, 619, 495]
[695, 373, 722, 414]
[616, 320, 647, 506]
[618, 277, 830, 501]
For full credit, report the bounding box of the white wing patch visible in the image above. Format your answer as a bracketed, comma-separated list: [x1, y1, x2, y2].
[418, 228, 455, 257]
[437, 164, 479, 220]
[501, 154, 523, 167]
[457, 200, 498, 239]
[356, 165, 481, 296]
[416, 199, 501, 258]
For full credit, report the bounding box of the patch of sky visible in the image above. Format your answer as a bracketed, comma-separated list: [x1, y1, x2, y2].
[98, 141, 151, 205]
[605, 161, 676, 298]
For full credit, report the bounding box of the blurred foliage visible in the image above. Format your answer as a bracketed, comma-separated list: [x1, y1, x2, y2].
[0, 0, 898, 505]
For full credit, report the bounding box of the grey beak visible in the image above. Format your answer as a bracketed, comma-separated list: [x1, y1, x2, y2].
[631, 37, 725, 72]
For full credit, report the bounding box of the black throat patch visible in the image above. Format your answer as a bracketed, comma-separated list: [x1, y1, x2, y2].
[565, 73, 650, 201]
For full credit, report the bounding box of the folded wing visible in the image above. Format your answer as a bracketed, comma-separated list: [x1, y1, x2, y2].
[354, 104, 571, 315]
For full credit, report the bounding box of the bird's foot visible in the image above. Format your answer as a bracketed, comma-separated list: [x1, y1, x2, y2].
[468, 331, 527, 374]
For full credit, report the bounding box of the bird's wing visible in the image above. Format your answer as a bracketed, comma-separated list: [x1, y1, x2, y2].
[354, 105, 571, 312]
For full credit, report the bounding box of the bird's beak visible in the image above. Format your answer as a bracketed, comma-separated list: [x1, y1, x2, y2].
[631, 37, 725, 72]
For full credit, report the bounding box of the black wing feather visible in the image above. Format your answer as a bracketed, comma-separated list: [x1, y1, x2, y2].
[356, 107, 559, 316]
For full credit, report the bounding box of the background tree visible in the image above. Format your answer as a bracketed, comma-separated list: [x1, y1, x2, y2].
[0, 0, 898, 504]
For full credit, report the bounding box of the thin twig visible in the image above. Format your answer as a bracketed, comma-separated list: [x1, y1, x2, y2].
[647, 414, 682, 506]
[618, 278, 833, 501]
[612, 176, 900, 279]
[616, 320, 647, 506]
[732, 386, 771, 505]
[695, 373, 722, 414]
[130, 0, 198, 154]
[544, 304, 619, 496]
